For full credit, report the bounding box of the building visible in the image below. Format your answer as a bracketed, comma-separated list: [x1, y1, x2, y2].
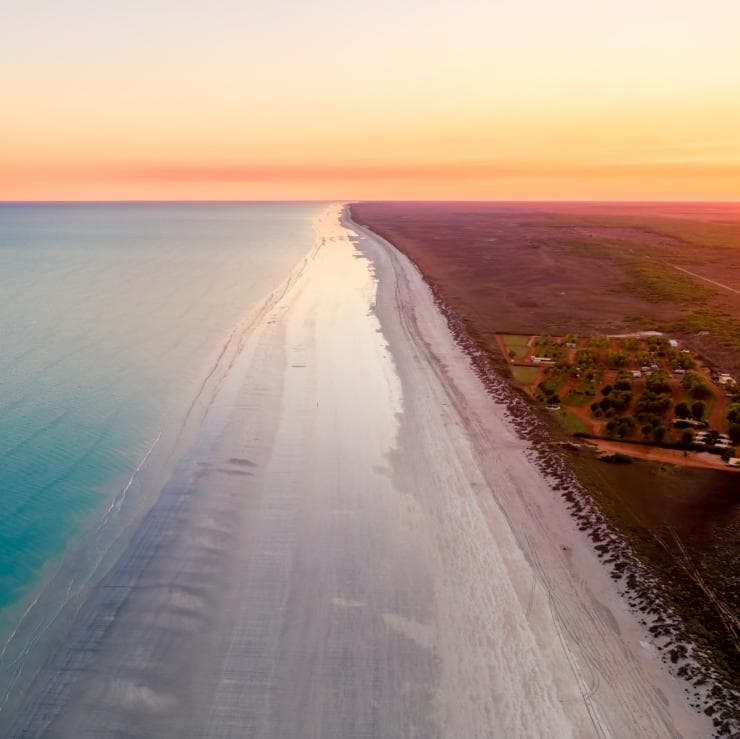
[668, 339, 679, 348]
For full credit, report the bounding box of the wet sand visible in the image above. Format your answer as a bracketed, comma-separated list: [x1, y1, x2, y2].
[8, 205, 707, 737]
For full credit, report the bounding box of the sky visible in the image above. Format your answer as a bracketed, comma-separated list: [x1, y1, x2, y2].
[2, 0, 740, 200]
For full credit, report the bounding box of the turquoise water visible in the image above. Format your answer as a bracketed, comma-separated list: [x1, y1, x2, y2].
[0, 202, 322, 631]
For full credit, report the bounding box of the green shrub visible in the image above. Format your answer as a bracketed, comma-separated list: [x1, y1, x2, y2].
[682, 371, 711, 399]
[600, 452, 632, 464]
[652, 425, 668, 442]
[647, 336, 669, 353]
[607, 350, 629, 368]
[636, 390, 671, 417]
[668, 350, 695, 371]
[620, 337, 639, 352]
[605, 416, 635, 439]
[574, 348, 596, 366]
[611, 391, 632, 412]
[614, 374, 633, 391]
[674, 401, 690, 419]
[636, 351, 652, 366]
[646, 370, 671, 394]
[588, 335, 609, 349]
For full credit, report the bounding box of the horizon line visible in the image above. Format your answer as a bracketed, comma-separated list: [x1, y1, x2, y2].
[2, 198, 740, 205]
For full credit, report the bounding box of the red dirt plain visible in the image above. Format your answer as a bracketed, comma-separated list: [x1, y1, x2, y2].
[350, 202, 740, 377]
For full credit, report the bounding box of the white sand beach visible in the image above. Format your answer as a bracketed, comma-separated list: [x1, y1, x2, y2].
[10, 204, 707, 737]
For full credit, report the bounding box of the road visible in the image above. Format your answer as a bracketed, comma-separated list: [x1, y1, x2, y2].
[671, 264, 740, 295]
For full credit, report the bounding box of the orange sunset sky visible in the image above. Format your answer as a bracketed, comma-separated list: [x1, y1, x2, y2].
[2, 1, 740, 201]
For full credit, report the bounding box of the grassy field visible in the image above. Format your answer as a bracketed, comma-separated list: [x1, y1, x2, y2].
[556, 408, 588, 434]
[501, 334, 530, 359]
[510, 365, 539, 384]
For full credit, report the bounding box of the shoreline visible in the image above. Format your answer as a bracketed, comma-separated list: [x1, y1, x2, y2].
[0, 217, 324, 727]
[349, 208, 737, 734]
[352, 208, 709, 735]
[8, 205, 710, 736]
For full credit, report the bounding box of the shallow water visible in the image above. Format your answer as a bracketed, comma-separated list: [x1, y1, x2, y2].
[0, 202, 322, 706]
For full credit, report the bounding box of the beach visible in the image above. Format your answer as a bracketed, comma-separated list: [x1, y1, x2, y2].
[8, 204, 708, 737]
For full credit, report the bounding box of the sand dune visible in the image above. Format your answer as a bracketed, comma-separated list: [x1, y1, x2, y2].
[8, 205, 706, 737]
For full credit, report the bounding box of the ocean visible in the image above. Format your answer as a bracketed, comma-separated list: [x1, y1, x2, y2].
[0, 202, 324, 711]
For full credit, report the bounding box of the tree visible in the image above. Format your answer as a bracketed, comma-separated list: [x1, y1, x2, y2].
[682, 371, 711, 399]
[574, 348, 596, 366]
[691, 401, 705, 421]
[674, 401, 690, 419]
[611, 391, 632, 412]
[728, 423, 740, 444]
[616, 416, 635, 438]
[607, 351, 628, 369]
[635, 391, 671, 417]
[652, 425, 668, 443]
[621, 337, 639, 352]
[646, 371, 671, 394]
[681, 429, 695, 445]
[601, 384, 613, 396]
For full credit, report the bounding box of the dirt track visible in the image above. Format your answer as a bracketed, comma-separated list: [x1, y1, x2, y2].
[589, 438, 736, 471]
